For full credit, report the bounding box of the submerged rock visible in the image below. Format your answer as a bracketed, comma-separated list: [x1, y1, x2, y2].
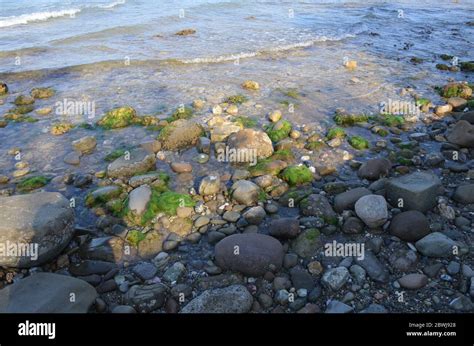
[107, 148, 156, 178]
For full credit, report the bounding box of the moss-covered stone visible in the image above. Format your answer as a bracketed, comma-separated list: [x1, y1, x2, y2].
[9, 105, 34, 114]
[371, 126, 389, 137]
[233, 116, 257, 128]
[348, 136, 369, 150]
[416, 98, 431, 106]
[326, 127, 346, 140]
[0, 82, 8, 95]
[126, 230, 146, 247]
[280, 165, 313, 186]
[460, 61, 474, 72]
[97, 106, 138, 129]
[14, 95, 35, 106]
[410, 57, 423, 64]
[333, 113, 369, 126]
[51, 122, 73, 135]
[140, 190, 195, 224]
[271, 149, 294, 161]
[226, 94, 248, 104]
[380, 114, 404, 127]
[265, 119, 292, 142]
[249, 159, 287, 177]
[85, 185, 122, 207]
[171, 106, 194, 120]
[17, 176, 50, 192]
[441, 83, 472, 99]
[31, 87, 55, 99]
[278, 88, 300, 99]
[104, 148, 128, 162]
[291, 228, 321, 258]
[436, 63, 450, 71]
[4, 113, 38, 123]
[305, 141, 326, 151]
[440, 54, 454, 61]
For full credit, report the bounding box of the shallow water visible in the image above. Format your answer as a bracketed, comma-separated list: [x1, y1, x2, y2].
[0, 0, 473, 228]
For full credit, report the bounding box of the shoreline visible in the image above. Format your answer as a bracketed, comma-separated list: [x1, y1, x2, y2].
[0, 67, 473, 313]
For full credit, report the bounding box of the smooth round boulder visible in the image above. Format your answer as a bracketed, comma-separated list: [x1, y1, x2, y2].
[354, 195, 388, 228]
[398, 273, 428, 289]
[215, 233, 284, 276]
[453, 184, 474, 204]
[389, 210, 430, 242]
[230, 180, 260, 206]
[227, 129, 274, 160]
[0, 192, 74, 268]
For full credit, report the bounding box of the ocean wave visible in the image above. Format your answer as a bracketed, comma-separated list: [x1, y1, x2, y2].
[178, 34, 356, 64]
[0, 9, 81, 28]
[0, 1, 126, 28]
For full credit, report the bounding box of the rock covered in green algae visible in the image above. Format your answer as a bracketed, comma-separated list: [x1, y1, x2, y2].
[30, 87, 55, 99]
[280, 165, 313, 186]
[16, 175, 50, 192]
[265, 119, 292, 142]
[14, 95, 35, 106]
[348, 136, 369, 150]
[0, 82, 8, 95]
[106, 148, 156, 179]
[97, 106, 139, 129]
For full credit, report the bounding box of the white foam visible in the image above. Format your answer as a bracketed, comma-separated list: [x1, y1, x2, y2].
[98, 0, 126, 9]
[0, 1, 126, 28]
[0, 9, 81, 28]
[178, 34, 356, 65]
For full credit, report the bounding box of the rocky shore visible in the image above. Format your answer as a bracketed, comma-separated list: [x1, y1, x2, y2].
[0, 78, 473, 314]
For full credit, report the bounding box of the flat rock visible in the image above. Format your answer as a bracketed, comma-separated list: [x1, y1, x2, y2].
[325, 300, 353, 313]
[386, 171, 442, 212]
[128, 185, 152, 216]
[125, 283, 167, 313]
[415, 232, 457, 258]
[181, 284, 253, 313]
[0, 273, 97, 313]
[354, 251, 389, 283]
[321, 267, 350, 291]
[72, 136, 97, 154]
[107, 148, 156, 179]
[269, 218, 300, 239]
[0, 192, 74, 267]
